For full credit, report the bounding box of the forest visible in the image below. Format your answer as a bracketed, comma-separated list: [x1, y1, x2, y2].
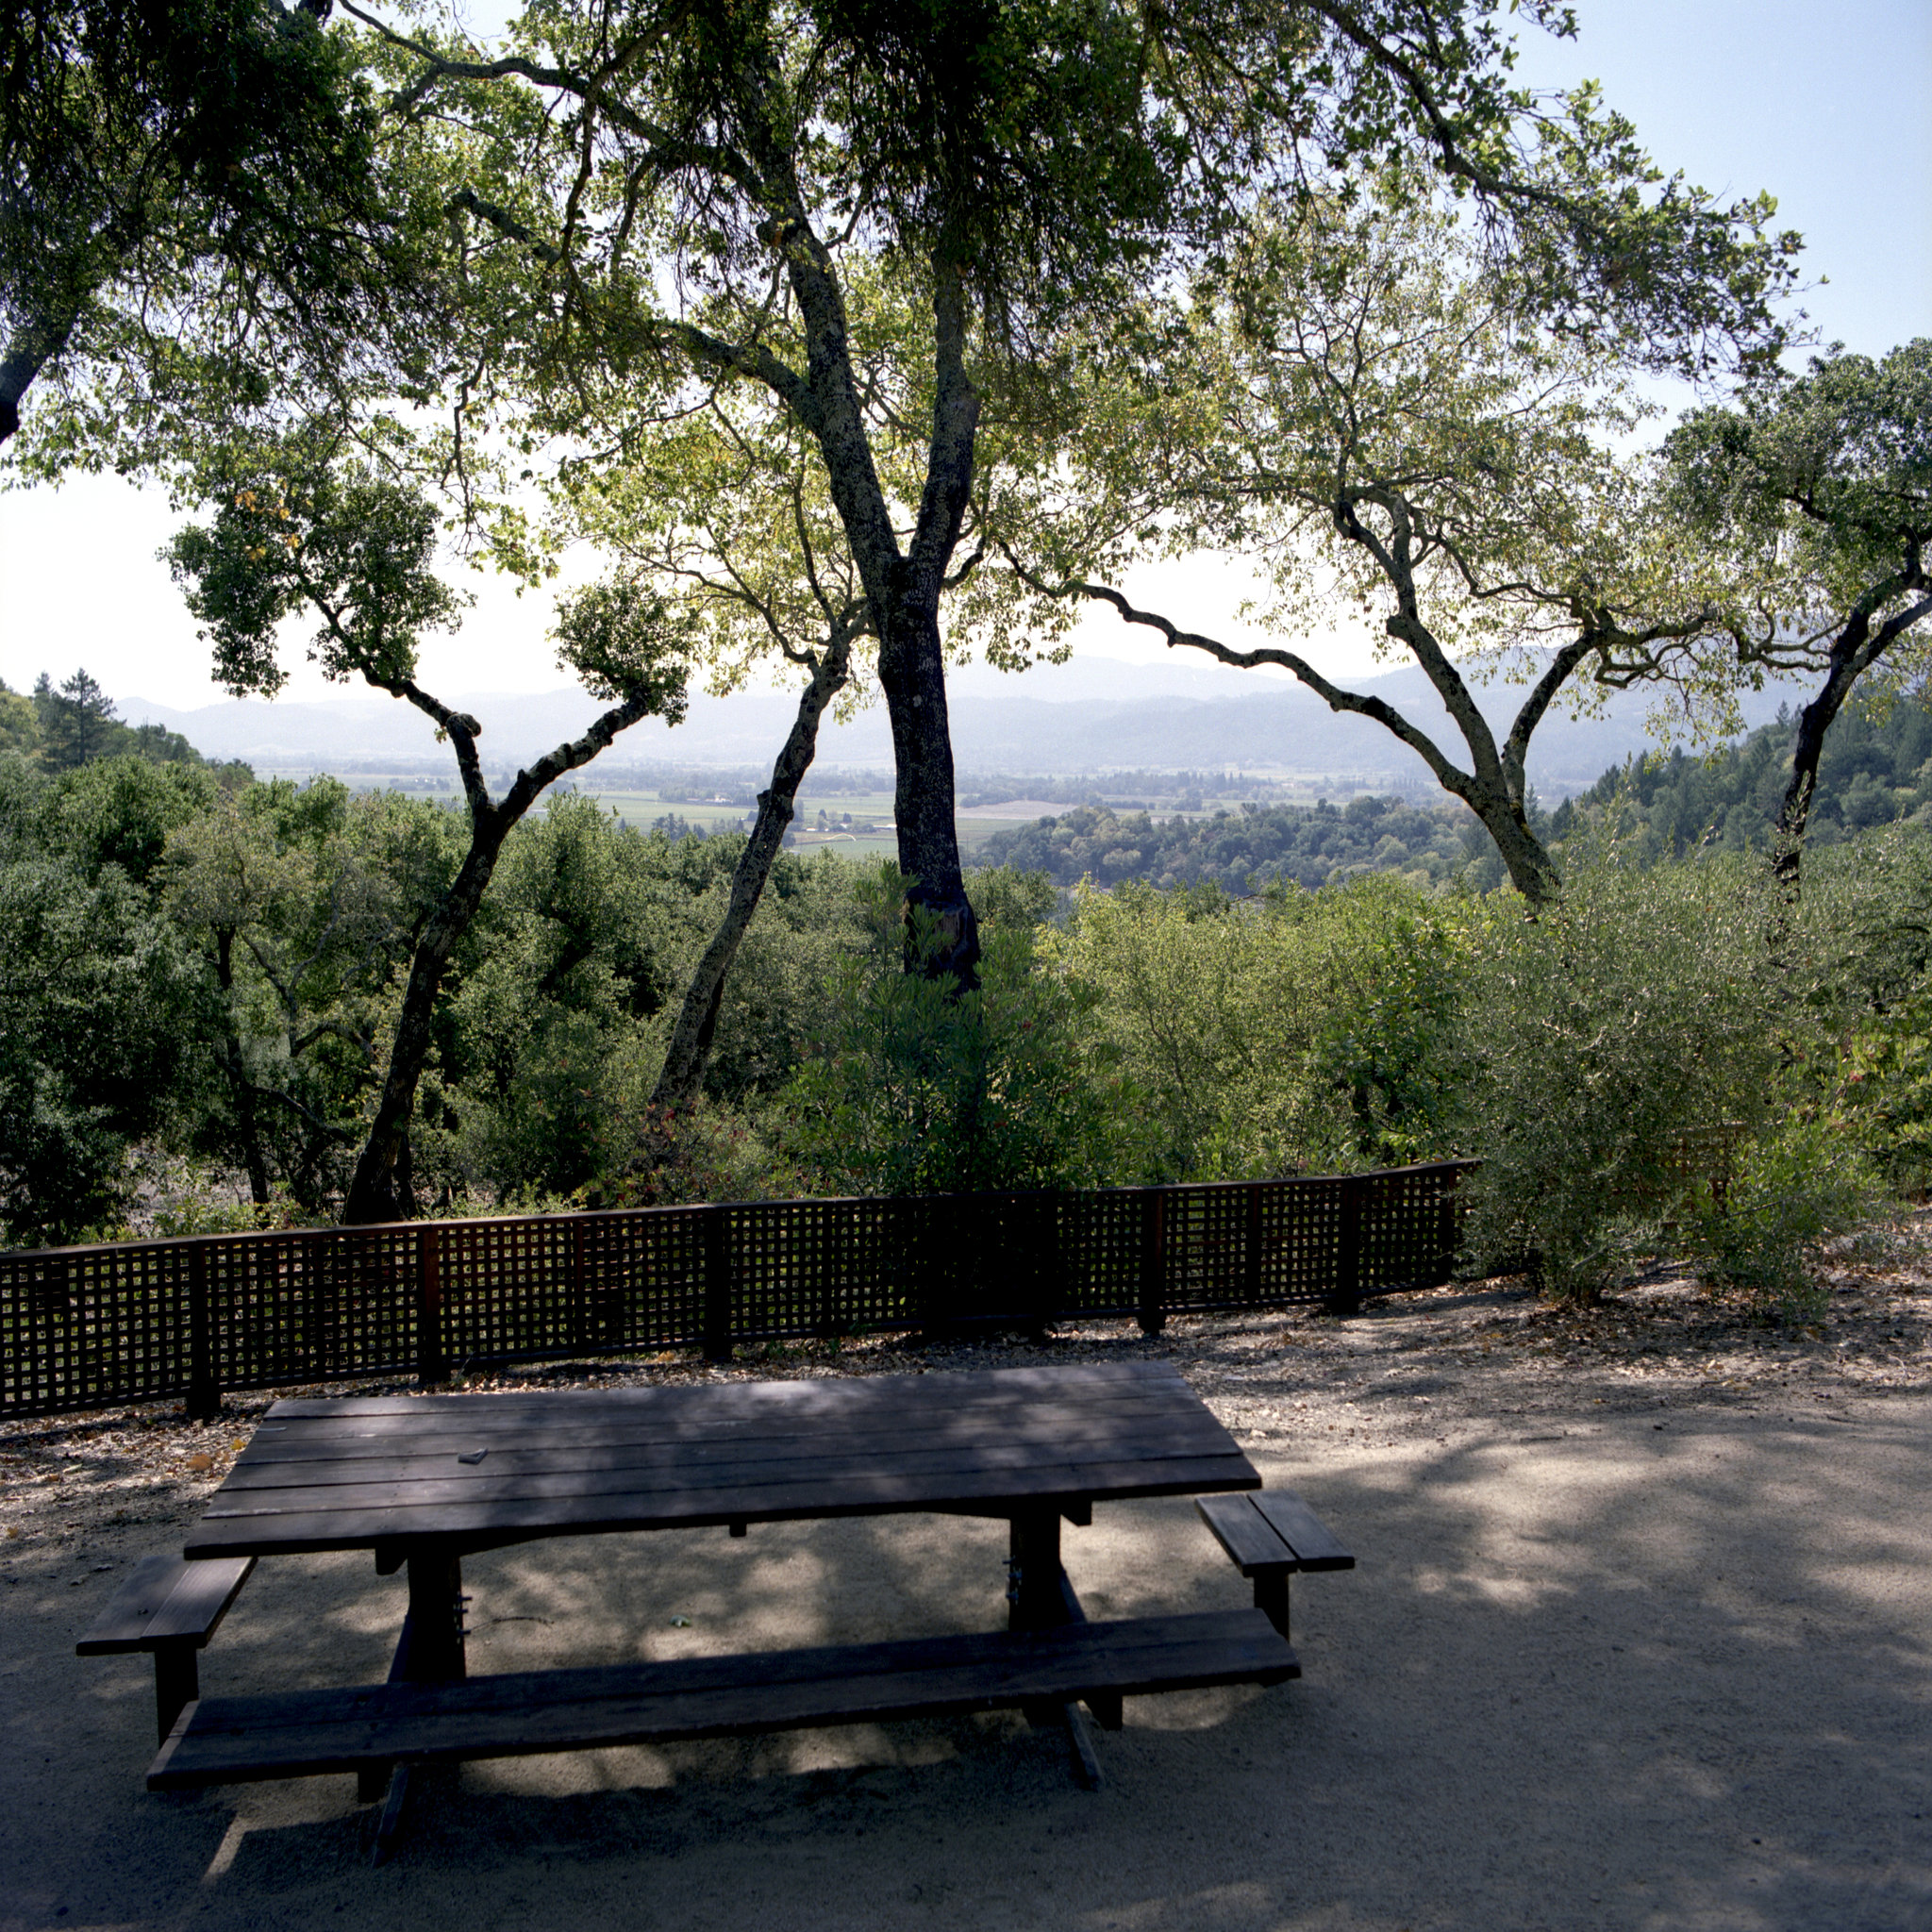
[6, 663, 1932, 1322]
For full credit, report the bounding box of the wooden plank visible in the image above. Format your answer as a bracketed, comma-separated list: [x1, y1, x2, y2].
[223, 1409, 1237, 1491]
[142, 1557, 257, 1647]
[197, 1448, 1260, 1541]
[258, 1361, 1184, 1424]
[205, 1438, 1256, 1523]
[246, 1377, 1208, 1449]
[1196, 1494, 1294, 1578]
[239, 1384, 1218, 1454]
[76, 1555, 254, 1653]
[249, 1374, 1205, 1441]
[213, 1424, 1239, 1511]
[182, 1453, 1260, 1557]
[77, 1555, 193, 1655]
[148, 1609, 1299, 1790]
[1251, 1491, 1356, 1572]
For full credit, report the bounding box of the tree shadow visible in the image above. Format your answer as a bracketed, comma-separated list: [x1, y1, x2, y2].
[18, 1401, 1932, 1931]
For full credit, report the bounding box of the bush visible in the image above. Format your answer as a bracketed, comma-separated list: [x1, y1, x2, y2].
[1682, 1114, 1878, 1318]
[781, 863, 1123, 1195]
[1455, 832, 1868, 1304]
[1046, 873, 1468, 1181]
[1801, 827, 1932, 1195]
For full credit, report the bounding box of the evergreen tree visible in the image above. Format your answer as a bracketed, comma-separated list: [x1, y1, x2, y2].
[34, 667, 121, 771]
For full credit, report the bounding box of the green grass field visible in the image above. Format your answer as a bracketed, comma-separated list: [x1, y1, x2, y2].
[583, 788, 1017, 859]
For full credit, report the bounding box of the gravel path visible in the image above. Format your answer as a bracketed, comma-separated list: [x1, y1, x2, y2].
[4, 1232, 1929, 1931]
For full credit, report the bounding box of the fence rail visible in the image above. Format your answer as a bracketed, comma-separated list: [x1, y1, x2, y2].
[0, 1162, 1475, 1421]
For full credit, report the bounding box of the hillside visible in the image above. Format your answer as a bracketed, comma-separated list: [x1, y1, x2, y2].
[1550, 698, 1932, 857]
[981, 794, 1483, 893]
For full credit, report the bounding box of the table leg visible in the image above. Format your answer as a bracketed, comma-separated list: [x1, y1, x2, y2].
[1008, 1507, 1110, 1786]
[358, 1547, 466, 1815]
[404, 1548, 468, 1683]
[1007, 1507, 1064, 1634]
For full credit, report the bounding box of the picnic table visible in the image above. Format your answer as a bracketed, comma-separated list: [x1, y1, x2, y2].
[124, 1361, 1316, 1857]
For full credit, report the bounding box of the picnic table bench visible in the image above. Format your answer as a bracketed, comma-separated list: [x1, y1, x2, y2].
[77, 1552, 256, 1742]
[99, 1362, 1350, 1859]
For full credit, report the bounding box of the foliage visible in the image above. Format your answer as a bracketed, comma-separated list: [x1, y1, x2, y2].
[32, 667, 120, 769]
[1452, 833, 1850, 1304]
[1664, 340, 1932, 676]
[1682, 1116, 1877, 1320]
[4, 667, 243, 779]
[1790, 826, 1932, 1199]
[781, 862, 1121, 1196]
[1660, 340, 1932, 879]
[161, 778, 459, 1208]
[0, 0, 441, 459]
[1006, 177, 1758, 905]
[0, 841, 213, 1243]
[406, 797, 861, 1205]
[1046, 874, 1467, 1182]
[1551, 697, 1932, 862]
[984, 794, 1481, 893]
[166, 464, 466, 699]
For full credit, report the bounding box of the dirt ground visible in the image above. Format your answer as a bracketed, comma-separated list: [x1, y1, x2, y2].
[4, 1230, 1930, 1932]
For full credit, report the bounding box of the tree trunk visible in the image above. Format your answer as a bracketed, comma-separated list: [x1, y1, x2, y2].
[876, 592, 978, 982]
[342, 826, 508, 1224]
[1774, 648, 1864, 896]
[1465, 784, 1562, 907]
[652, 637, 852, 1112]
[212, 929, 271, 1208]
[341, 678, 678, 1224]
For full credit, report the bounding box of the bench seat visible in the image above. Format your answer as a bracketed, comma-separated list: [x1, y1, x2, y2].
[149, 1607, 1297, 1791]
[78, 1553, 256, 1742]
[1195, 1491, 1355, 1639]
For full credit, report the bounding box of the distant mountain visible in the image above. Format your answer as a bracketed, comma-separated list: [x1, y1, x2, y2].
[125, 653, 1809, 798]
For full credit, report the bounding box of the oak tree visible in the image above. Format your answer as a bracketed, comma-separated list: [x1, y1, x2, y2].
[335, 0, 1799, 962]
[1663, 340, 1932, 891]
[167, 457, 693, 1220]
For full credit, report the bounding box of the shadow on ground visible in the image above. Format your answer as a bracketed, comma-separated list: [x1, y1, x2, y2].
[5, 1386, 1928, 1932]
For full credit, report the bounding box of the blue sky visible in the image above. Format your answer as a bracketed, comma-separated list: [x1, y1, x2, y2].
[1, 0, 1925, 712]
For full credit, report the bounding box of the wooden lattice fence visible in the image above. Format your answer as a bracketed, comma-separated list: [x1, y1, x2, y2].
[0, 1161, 1474, 1420]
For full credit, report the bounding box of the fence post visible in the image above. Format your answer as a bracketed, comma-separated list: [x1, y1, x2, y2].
[1326, 1176, 1364, 1319]
[1436, 1166, 1461, 1286]
[569, 1216, 588, 1351]
[1243, 1184, 1264, 1303]
[702, 1207, 733, 1363]
[186, 1241, 221, 1421]
[417, 1225, 448, 1388]
[1138, 1189, 1168, 1336]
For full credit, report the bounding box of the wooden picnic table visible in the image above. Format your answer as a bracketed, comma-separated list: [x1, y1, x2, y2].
[149, 1360, 1302, 1854]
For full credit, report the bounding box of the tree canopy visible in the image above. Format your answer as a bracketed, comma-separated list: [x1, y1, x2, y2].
[0, 0, 443, 454]
[11, 0, 1804, 951]
[1663, 339, 1932, 887]
[1005, 183, 1742, 902]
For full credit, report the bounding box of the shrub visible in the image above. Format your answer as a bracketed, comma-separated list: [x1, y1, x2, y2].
[1682, 1113, 1879, 1319]
[781, 863, 1124, 1195]
[1456, 837, 1804, 1302]
[1046, 873, 1468, 1181]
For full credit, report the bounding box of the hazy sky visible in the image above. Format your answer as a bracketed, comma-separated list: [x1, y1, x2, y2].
[1, 0, 1925, 713]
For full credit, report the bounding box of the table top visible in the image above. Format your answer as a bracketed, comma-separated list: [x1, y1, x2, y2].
[184, 1361, 1260, 1559]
